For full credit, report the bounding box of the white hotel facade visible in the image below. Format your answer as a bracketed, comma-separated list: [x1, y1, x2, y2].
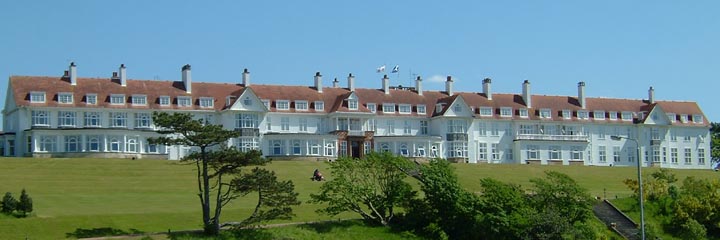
[0, 63, 712, 169]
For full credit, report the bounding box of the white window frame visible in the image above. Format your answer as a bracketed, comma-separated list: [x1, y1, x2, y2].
[58, 92, 73, 104]
[159, 96, 171, 106]
[527, 145, 539, 160]
[110, 112, 128, 127]
[177, 96, 192, 107]
[480, 107, 493, 116]
[609, 111, 618, 120]
[31, 110, 50, 126]
[84, 112, 102, 127]
[562, 110, 572, 119]
[417, 105, 426, 114]
[500, 107, 512, 117]
[539, 109, 551, 119]
[519, 109, 529, 118]
[110, 94, 125, 105]
[30, 91, 46, 103]
[348, 99, 358, 110]
[199, 97, 214, 108]
[131, 95, 147, 106]
[382, 103, 395, 113]
[280, 117, 290, 131]
[295, 100, 308, 111]
[277, 100, 290, 110]
[314, 101, 324, 111]
[398, 104, 411, 114]
[58, 111, 76, 127]
[420, 120, 428, 135]
[86, 94, 97, 105]
[594, 111, 605, 120]
[680, 114, 688, 123]
[578, 110, 589, 120]
[621, 111, 633, 121]
[549, 146, 561, 160]
[135, 112, 152, 129]
[693, 114, 703, 124]
[367, 103, 376, 113]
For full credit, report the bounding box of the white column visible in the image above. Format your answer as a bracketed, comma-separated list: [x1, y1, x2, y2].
[81, 134, 86, 152]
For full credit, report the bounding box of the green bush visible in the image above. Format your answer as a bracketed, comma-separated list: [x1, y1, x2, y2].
[1, 192, 18, 214]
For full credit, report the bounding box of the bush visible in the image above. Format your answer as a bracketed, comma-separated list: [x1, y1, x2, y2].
[1, 192, 18, 214]
[17, 189, 33, 217]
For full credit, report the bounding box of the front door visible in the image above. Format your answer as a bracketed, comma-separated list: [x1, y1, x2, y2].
[351, 141, 361, 158]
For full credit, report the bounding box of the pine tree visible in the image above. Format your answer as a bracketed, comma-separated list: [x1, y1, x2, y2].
[17, 189, 33, 217]
[1, 192, 17, 215]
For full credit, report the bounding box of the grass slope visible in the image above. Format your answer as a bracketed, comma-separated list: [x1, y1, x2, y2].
[0, 158, 715, 239]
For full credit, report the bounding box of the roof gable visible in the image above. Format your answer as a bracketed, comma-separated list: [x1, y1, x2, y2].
[442, 95, 474, 118]
[643, 105, 671, 125]
[229, 87, 267, 112]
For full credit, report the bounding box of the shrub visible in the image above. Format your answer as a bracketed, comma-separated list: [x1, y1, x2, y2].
[1, 192, 18, 214]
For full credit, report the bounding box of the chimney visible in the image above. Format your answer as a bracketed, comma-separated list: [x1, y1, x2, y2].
[522, 80, 532, 108]
[242, 68, 250, 86]
[314, 72, 323, 93]
[347, 73, 355, 91]
[69, 62, 77, 86]
[445, 76, 454, 96]
[648, 86, 655, 104]
[119, 64, 127, 87]
[332, 78, 339, 88]
[182, 64, 192, 93]
[415, 76, 423, 96]
[578, 81, 586, 109]
[112, 72, 118, 79]
[482, 78, 492, 100]
[383, 74, 390, 94]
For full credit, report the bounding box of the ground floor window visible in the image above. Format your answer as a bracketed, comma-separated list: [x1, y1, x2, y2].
[87, 135, 101, 152]
[109, 137, 122, 152]
[40, 136, 56, 152]
[399, 143, 409, 157]
[416, 145, 426, 157]
[698, 149, 705, 165]
[271, 140, 284, 155]
[571, 146, 584, 161]
[526, 145, 539, 160]
[339, 141, 348, 156]
[292, 140, 303, 155]
[325, 142, 335, 156]
[65, 136, 80, 152]
[126, 138, 138, 153]
[448, 141, 467, 158]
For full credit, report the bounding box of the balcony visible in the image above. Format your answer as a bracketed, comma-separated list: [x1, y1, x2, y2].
[348, 130, 365, 136]
[446, 133, 468, 141]
[514, 134, 589, 142]
[234, 128, 260, 137]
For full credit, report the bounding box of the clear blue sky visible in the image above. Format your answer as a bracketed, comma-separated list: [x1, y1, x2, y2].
[1, 1, 718, 128]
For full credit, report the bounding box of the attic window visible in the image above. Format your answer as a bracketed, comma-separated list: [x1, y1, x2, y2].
[159, 96, 171, 106]
[348, 99, 358, 110]
[693, 115, 702, 124]
[562, 110, 571, 119]
[261, 99, 270, 109]
[30, 91, 46, 103]
[398, 104, 411, 114]
[594, 111, 605, 120]
[621, 111, 633, 121]
[199, 97, 214, 108]
[519, 109, 529, 118]
[277, 100, 290, 110]
[110, 94, 125, 105]
[680, 114, 688, 123]
[453, 104, 462, 113]
[131, 95, 147, 106]
[609, 111, 618, 120]
[578, 110, 589, 120]
[667, 113, 676, 122]
[500, 107, 512, 117]
[367, 103, 376, 113]
[177, 96, 192, 107]
[314, 101, 324, 111]
[86, 94, 97, 105]
[296, 101, 308, 111]
[539, 109, 551, 119]
[383, 103, 395, 113]
[243, 97, 252, 106]
[480, 107, 493, 116]
[58, 93, 73, 104]
[417, 105, 426, 114]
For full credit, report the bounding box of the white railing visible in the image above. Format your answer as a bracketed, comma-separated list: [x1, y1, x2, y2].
[514, 134, 589, 141]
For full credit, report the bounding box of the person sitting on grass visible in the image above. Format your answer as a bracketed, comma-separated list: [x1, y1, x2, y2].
[312, 168, 324, 181]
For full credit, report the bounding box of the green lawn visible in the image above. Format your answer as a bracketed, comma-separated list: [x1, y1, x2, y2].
[0, 158, 715, 239]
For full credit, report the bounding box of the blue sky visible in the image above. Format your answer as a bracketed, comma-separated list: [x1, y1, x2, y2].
[1, 1, 718, 127]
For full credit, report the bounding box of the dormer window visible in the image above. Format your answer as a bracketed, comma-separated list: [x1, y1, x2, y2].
[500, 107, 512, 117]
[131, 95, 147, 106]
[480, 107, 493, 116]
[578, 110, 589, 119]
[398, 104, 411, 114]
[177, 96, 192, 107]
[295, 101, 308, 111]
[367, 103, 376, 113]
[110, 94, 125, 105]
[621, 111, 633, 121]
[609, 111, 618, 120]
[519, 109, 529, 118]
[667, 113, 677, 122]
[314, 101, 324, 111]
[58, 93, 73, 104]
[261, 99, 270, 109]
[243, 97, 252, 106]
[539, 109, 551, 119]
[417, 105, 426, 114]
[383, 103, 395, 113]
[692, 114, 703, 124]
[276, 100, 290, 110]
[30, 91, 46, 103]
[594, 111, 605, 120]
[348, 99, 358, 110]
[86, 94, 97, 105]
[680, 114, 688, 123]
[159, 96, 171, 106]
[199, 97, 214, 108]
[562, 110, 571, 119]
[453, 104, 462, 113]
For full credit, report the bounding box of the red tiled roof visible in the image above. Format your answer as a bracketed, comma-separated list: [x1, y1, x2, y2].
[9, 75, 709, 126]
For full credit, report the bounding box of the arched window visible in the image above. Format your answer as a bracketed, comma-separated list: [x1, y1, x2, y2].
[416, 146, 426, 157]
[381, 143, 390, 153]
[431, 145, 438, 158]
[272, 140, 283, 155]
[399, 144, 409, 156]
[40, 136, 55, 152]
[110, 138, 120, 152]
[87, 136, 100, 152]
[292, 140, 302, 155]
[65, 136, 79, 152]
[127, 138, 137, 153]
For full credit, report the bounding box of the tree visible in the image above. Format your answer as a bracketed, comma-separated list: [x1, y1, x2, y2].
[309, 152, 415, 226]
[712, 122, 720, 164]
[17, 189, 32, 217]
[1, 192, 17, 214]
[477, 178, 533, 240]
[529, 171, 593, 224]
[670, 177, 720, 237]
[150, 112, 299, 235]
[232, 167, 300, 227]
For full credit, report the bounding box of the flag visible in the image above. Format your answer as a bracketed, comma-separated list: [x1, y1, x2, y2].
[376, 65, 386, 73]
[391, 65, 399, 73]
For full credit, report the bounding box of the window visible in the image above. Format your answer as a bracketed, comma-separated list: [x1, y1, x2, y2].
[399, 144, 409, 156]
[519, 109, 529, 118]
[299, 118, 308, 132]
[670, 130, 677, 141]
[159, 96, 171, 106]
[684, 148, 692, 164]
[598, 146, 607, 163]
[671, 148, 678, 164]
[663, 147, 668, 163]
[314, 101, 324, 111]
[420, 120, 428, 135]
[540, 109, 551, 119]
[86, 94, 97, 105]
[65, 136, 80, 152]
[651, 128, 660, 140]
[348, 99, 358, 110]
[177, 96, 192, 107]
[667, 113, 677, 122]
[417, 146, 426, 157]
[237, 138, 259, 152]
[272, 140, 284, 155]
[571, 146, 584, 160]
[126, 138, 138, 153]
[84, 112, 102, 127]
[491, 123, 499, 136]
[447, 119, 466, 133]
[40, 136, 56, 152]
[527, 145, 539, 160]
[110, 112, 127, 127]
[109, 137, 121, 152]
[403, 121, 411, 135]
[492, 143, 500, 161]
[146, 143, 159, 154]
[448, 142, 467, 158]
[30, 92, 46, 103]
[417, 105, 426, 114]
[613, 146, 621, 163]
[627, 147, 636, 162]
[58, 93, 73, 104]
[110, 94, 125, 105]
[693, 114, 703, 124]
[340, 141, 349, 156]
[594, 111, 605, 120]
[295, 101, 308, 111]
[135, 113, 152, 128]
[479, 107, 493, 116]
[235, 113, 258, 128]
[324, 142, 335, 156]
[266, 117, 272, 131]
[478, 143, 487, 160]
[578, 110, 589, 119]
[477, 122, 487, 136]
[609, 112, 618, 120]
[86, 135, 101, 152]
[292, 140, 302, 155]
[383, 103, 395, 113]
[131, 95, 147, 105]
[199, 97, 214, 108]
[280, 117, 290, 131]
[261, 99, 270, 109]
[684, 134, 691, 142]
[31, 110, 49, 126]
[598, 127, 605, 139]
[58, 111, 76, 127]
[505, 148, 513, 161]
[680, 114, 688, 123]
[698, 149, 706, 165]
[621, 112, 633, 121]
[549, 146, 561, 160]
[399, 104, 411, 114]
[387, 120, 395, 135]
[367, 103, 376, 113]
[500, 107, 512, 117]
[453, 104, 462, 113]
[277, 100, 290, 110]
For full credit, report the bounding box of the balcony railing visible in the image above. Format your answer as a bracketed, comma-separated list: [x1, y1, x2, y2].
[235, 128, 260, 137]
[514, 134, 589, 142]
[348, 130, 365, 136]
